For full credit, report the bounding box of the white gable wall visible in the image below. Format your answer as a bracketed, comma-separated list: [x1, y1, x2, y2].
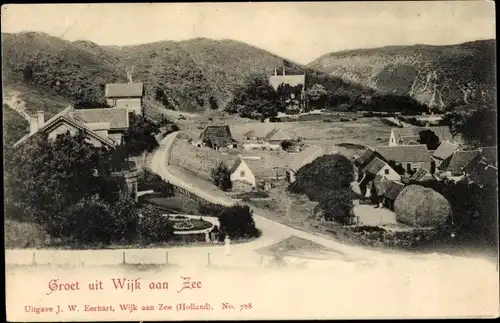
[388, 130, 398, 146]
[376, 164, 401, 181]
[230, 160, 256, 187]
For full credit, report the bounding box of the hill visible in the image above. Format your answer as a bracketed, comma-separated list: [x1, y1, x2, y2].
[307, 40, 496, 109]
[2, 32, 372, 117]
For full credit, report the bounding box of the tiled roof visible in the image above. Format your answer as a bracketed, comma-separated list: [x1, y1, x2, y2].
[410, 167, 434, 182]
[481, 146, 497, 165]
[363, 157, 386, 175]
[375, 145, 431, 163]
[433, 141, 459, 160]
[229, 158, 244, 174]
[105, 83, 144, 98]
[72, 108, 129, 129]
[383, 181, 405, 200]
[392, 126, 453, 144]
[401, 136, 420, 144]
[288, 145, 325, 172]
[269, 74, 305, 91]
[199, 125, 236, 147]
[438, 150, 481, 173]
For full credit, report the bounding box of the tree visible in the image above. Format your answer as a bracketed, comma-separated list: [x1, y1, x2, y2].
[305, 84, 328, 110]
[211, 162, 233, 191]
[137, 204, 174, 243]
[137, 169, 174, 196]
[445, 107, 497, 147]
[227, 74, 279, 120]
[318, 189, 354, 223]
[123, 113, 161, 156]
[3, 105, 29, 148]
[218, 205, 259, 239]
[418, 129, 441, 150]
[280, 140, 294, 151]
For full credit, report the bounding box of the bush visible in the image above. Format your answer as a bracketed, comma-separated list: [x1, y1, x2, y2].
[211, 162, 232, 191]
[394, 185, 451, 227]
[137, 169, 174, 196]
[339, 117, 350, 122]
[218, 204, 259, 239]
[198, 202, 224, 216]
[280, 140, 294, 150]
[138, 204, 174, 243]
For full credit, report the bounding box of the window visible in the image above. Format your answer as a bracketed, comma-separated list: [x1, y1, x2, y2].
[384, 169, 389, 175]
[240, 170, 245, 177]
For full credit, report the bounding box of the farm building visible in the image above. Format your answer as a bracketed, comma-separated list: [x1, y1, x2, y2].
[381, 181, 405, 210]
[374, 145, 434, 174]
[388, 126, 454, 147]
[432, 141, 460, 165]
[229, 158, 257, 191]
[438, 150, 482, 177]
[105, 81, 144, 115]
[358, 157, 401, 195]
[286, 145, 325, 183]
[196, 125, 238, 151]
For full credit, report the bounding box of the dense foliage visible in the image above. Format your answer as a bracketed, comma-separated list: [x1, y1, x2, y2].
[211, 162, 233, 191]
[123, 113, 161, 156]
[217, 205, 260, 239]
[444, 107, 497, 147]
[418, 129, 441, 150]
[137, 169, 174, 196]
[289, 154, 355, 223]
[3, 104, 29, 147]
[226, 74, 280, 120]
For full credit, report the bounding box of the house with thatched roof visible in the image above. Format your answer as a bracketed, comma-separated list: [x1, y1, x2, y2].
[286, 145, 325, 183]
[374, 144, 434, 174]
[432, 141, 460, 165]
[229, 157, 257, 191]
[263, 128, 293, 144]
[388, 126, 454, 147]
[438, 150, 481, 177]
[196, 125, 237, 151]
[358, 157, 401, 196]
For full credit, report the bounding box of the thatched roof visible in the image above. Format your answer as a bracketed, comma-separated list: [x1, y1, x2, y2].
[375, 145, 431, 163]
[391, 126, 453, 144]
[394, 184, 451, 227]
[363, 157, 386, 176]
[383, 181, 405, 200]
[432, 141, 459, 161]
[199, 125, 237, 147]
[263, 128, 293, 141]
[288, 145, 325, 172]
[354, 148, 378, 167]
[438, 150, 481, 173]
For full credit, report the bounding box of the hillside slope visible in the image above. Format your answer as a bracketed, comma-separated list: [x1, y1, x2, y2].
[308, 40, 496, 109]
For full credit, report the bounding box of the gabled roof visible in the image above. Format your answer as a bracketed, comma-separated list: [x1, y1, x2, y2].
[481, 146, 497, 165]
[363, 157, 387, 175]
[263, 128, 292, 141]
[199, 125, 236, 147]
[438, 150, 481, 173]
[14, 111, 115, 148]
[375, 145, 430, 163]
[391, 126, 453, 144]
[409, 167, 435, 182]
[433, 141, 459, 161]
[383, 181, 405, 200]
[105, 83, 144, 98]
[354, 148, 377, 167]
[229, 158, 244, 174]
[288, 145, 325, 172]
[401, 135, 420, 145]
[268, 74, 305, 91]
[71, 108, 129, 129]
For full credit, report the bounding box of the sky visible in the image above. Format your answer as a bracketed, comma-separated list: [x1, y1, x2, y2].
[1, 2, 496, 64]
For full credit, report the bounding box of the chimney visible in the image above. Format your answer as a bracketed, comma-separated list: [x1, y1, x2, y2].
[282, 65, 286, 76]
[37, 110, 45, 128]
[29, 113, 39, 134]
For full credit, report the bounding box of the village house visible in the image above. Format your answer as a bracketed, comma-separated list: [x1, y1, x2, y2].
[358, 157, 401, 195]
[242, 128, 294, 151]
[269, 66, 306, 113]
[196, 125, 238, 151]
[465, 158, 498, 188]
[229, 157, 257, 191]
[381, 181, 405, 210]
[14, 106, 138, 201]
[431, 141, 460, 166]
[353, 148, 385, 180]
[374, 145, 434, 174]
[437, 150, 482, 178]
[286, 145, 325, 183]
[105, 80, 144, 116]
[368, 176, 404, 210]
[388, 126, 454, 147]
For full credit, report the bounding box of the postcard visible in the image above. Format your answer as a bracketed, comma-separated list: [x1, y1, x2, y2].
[2, 2, 499, 321]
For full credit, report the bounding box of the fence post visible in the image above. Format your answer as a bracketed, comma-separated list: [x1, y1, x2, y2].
[122, 251, 126, 265]
[260, 255, 264, 266]
[207, 253, 211, 267]
[166, 252, 169, 265]
[32, 252, 36, 265]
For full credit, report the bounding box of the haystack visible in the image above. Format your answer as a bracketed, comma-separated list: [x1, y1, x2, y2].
[394, 184, 451, 227]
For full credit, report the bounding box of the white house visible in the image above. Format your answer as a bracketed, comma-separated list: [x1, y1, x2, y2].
[105, 81, 144, 116]
[362, 157, 401, 182]
[229, 158, 256, 189]
[388, 126, 454, 147]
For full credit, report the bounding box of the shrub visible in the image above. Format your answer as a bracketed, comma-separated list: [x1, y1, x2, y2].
[138, 204, 174, 243]
[394, 185, 451, 227]
[210, 161, 232, 191]
[218, 204, 259, 239]
[198, 202, 224, 216]
[137, 169, 174, 196]
[280, 140, 294, 151]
